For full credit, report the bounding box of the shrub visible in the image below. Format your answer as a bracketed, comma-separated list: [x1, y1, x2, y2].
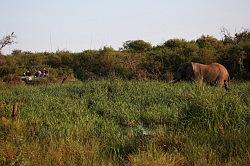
[2, 75, 24, 85]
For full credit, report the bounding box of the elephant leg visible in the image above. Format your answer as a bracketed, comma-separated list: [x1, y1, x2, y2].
[214, 73, 229, 90]
[193, 75, 203, 85]
[197, 78, 203, 85]
[217, 79, 229, 91]
[195, 78, 204, 90]
[216, 79, 224, 87]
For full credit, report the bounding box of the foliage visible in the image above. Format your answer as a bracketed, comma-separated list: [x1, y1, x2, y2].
[1, 31, 250, 81]
[122, 40, 152, 53]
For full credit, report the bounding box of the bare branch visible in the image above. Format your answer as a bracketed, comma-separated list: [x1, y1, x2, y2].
[0, 32, 17, 51]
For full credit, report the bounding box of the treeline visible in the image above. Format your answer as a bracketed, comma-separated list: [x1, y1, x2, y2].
[0, 30, 250, 82]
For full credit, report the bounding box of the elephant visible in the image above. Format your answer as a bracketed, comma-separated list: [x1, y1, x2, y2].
[172, 62, 230, 90]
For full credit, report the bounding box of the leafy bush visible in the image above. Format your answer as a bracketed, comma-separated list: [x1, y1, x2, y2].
[2, 74, 24, 85]
[1, 31, 250, 81]
[122, 40, 152, 53]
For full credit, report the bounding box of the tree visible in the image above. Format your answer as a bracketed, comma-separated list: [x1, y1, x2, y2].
[0, 32, 16, 54]
[122, 40, 152, 53]
[235, 30, 250, 43]
[196, 35, 222, 48]
[220, 27, 234, 44]
[12, 49, 22, 55]
[163, 39, 187, 48]
[220, 29, 250, 79]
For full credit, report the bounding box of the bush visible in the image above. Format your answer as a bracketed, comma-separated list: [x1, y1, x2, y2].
[122, 40, 152, 53]
[3, 74, 24, 85]
[0, 31, 250, 81]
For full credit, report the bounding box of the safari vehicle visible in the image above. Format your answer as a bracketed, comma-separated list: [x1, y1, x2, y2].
[20, 68, 49, 84]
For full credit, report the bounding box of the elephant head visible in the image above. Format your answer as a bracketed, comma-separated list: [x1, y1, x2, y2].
[172, 62, 194, 82]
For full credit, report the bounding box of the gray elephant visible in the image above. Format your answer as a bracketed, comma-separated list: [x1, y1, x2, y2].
[172, 62, 230, 90]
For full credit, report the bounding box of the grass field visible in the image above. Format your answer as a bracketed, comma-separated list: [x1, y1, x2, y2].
[0, 80, 250, 165]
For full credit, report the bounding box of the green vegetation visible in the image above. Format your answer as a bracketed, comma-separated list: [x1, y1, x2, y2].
[0, 30, 250, 83]
[0, 30, 250, 165]
[1, 80, 249, 165]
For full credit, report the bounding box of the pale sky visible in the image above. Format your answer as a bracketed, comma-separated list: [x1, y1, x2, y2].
[1, 0, 250, 53]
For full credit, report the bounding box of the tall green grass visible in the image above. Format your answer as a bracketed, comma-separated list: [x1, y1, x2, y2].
[0, 80, 249, 165]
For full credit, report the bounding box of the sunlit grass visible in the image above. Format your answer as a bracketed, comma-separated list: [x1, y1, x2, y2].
[0, 79, 249, 165]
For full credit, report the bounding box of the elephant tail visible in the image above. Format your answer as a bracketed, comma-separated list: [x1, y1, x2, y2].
[224, 76, 230, 91]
